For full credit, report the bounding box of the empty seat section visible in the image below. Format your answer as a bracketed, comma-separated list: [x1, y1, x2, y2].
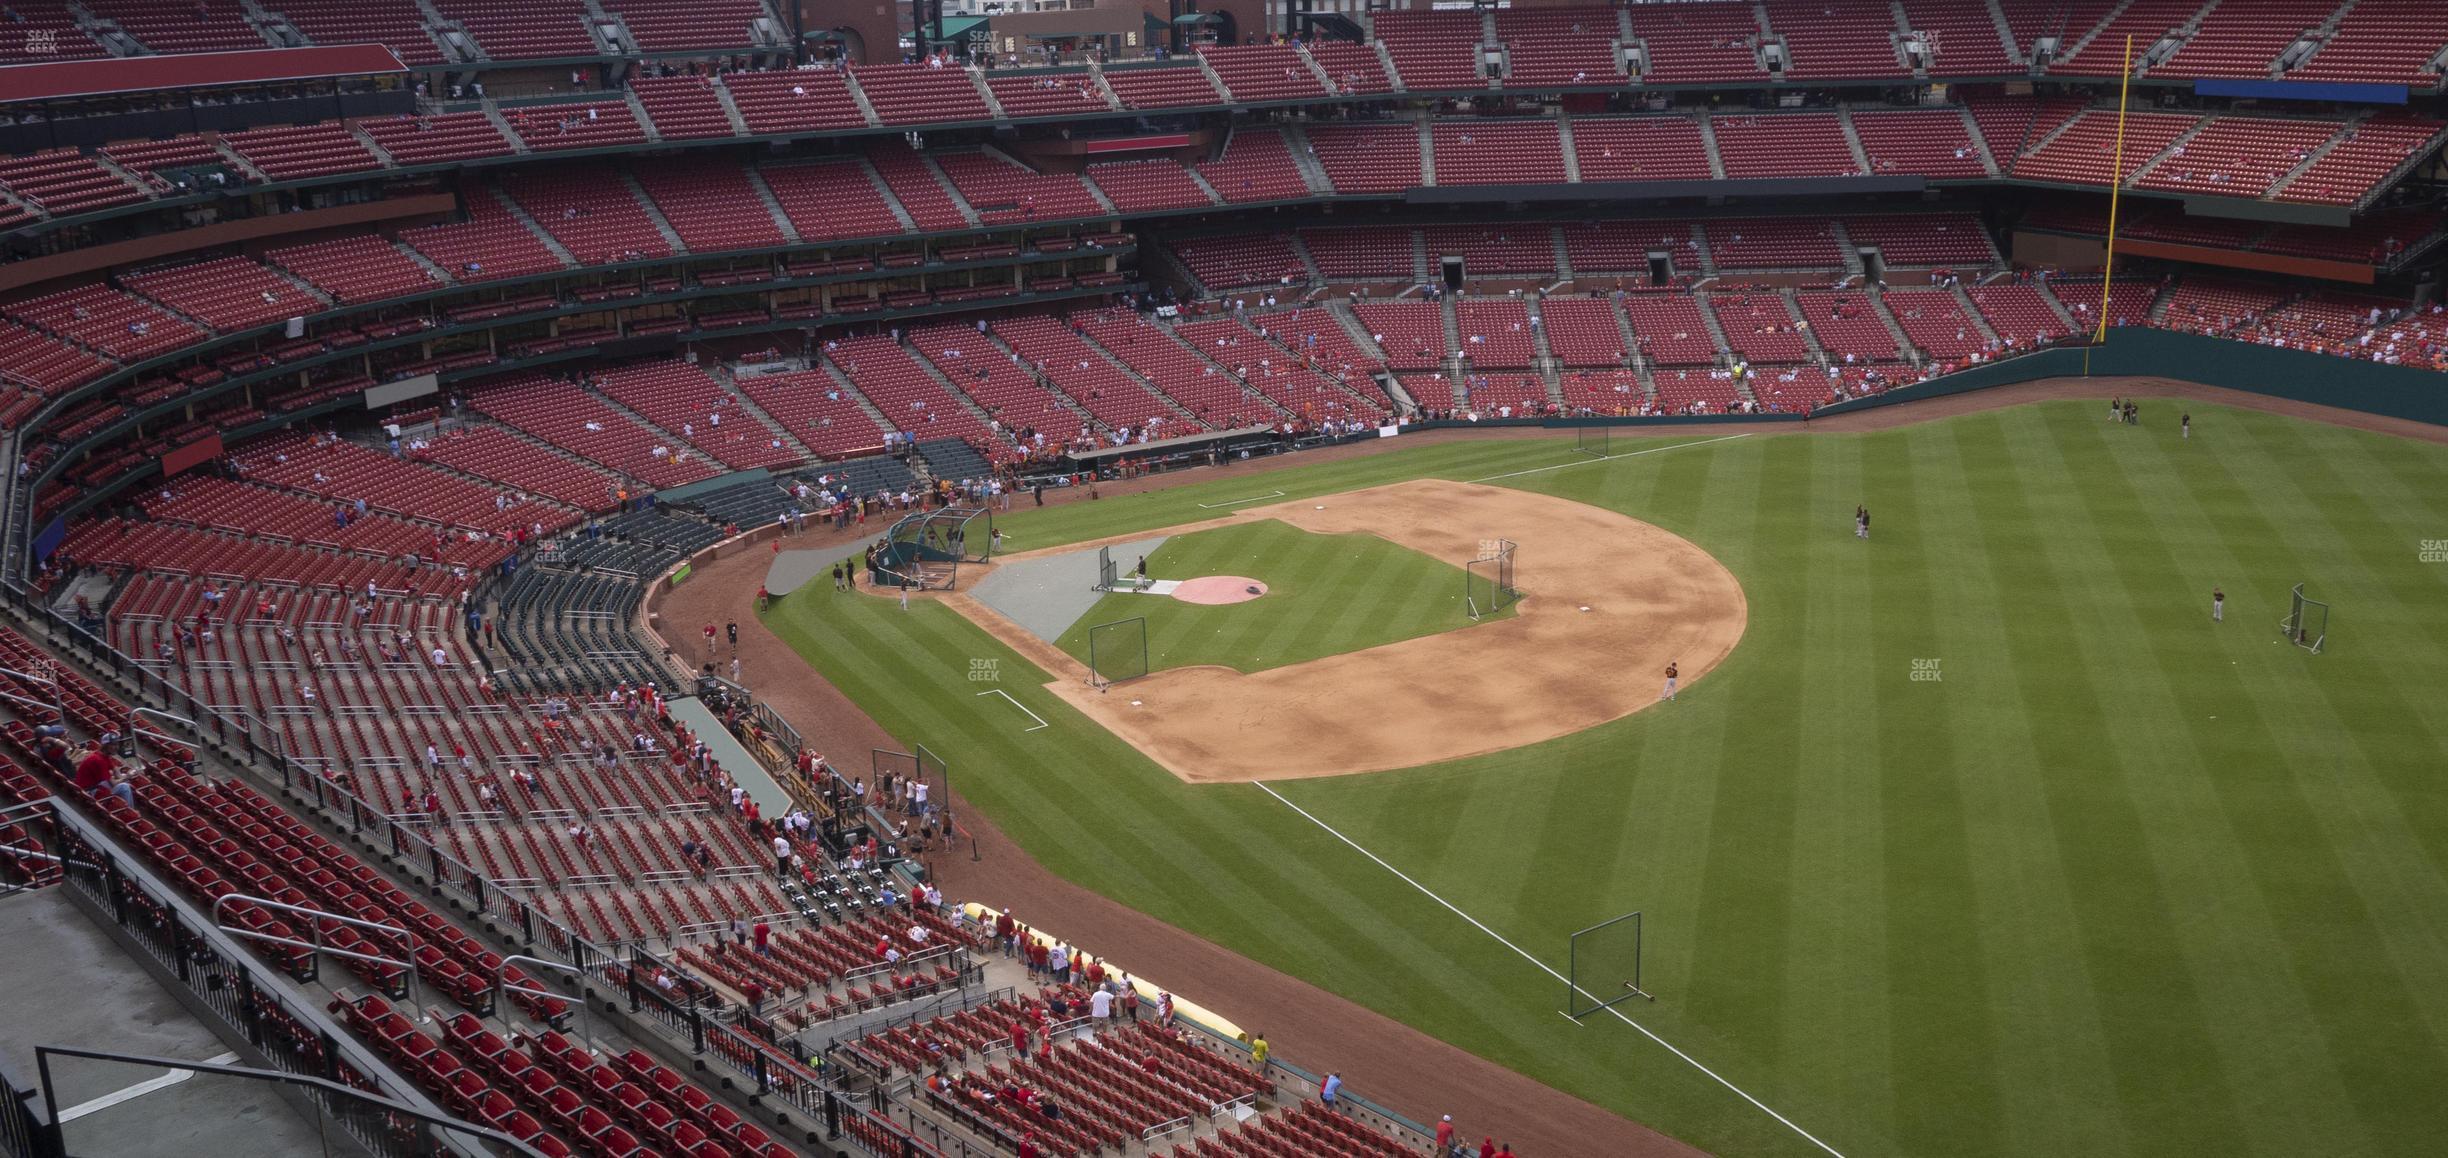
[430, 0, 593, 59]
[399, 195, 566, 282]
[627, 76, 734, 140]
[1199, 44, 1329, 102]
[100, 136, 226, 191]
[87, 0, 264, 51]
[0, 320, 116, 398]
[220, 122, 384, 180]
[824, 335, 999, 451]
[1085, 159, 1211, 213]
[1712, 113, 1861, 178]
[1708, 292, 1813, 363]
[470, 375, 721, 488]
[851, 63, 991, 125]
[1430, 120, 1565, 185]
[1794, 290, 1901, 361]
[601, 0, 768, 51]
[1627, 2, 1769, 84]
[122, 256, 318, 333]
[988, 315, 1183, 434]
[1305, 123, 1423, 193]
[633, 163, 785, 253]
[2273, 116, 2444, 206]
[1350, 302, 1449, 370]
[417, 425, 621, 510]
[2287, 0, 2445, 88]
[269, 0, 446, 65]
[933, 153, 1102, 224]
[1072, 309, 1259, 428]
[2158, 277, 2289, 336]
[1301, 227, 1415, 282]
[718, 68, 869, 133]
[5, 284, 202, 362]
[1882, 288, 1985, 361]
[0, 0, 105, 62]
[1563, 221, 1703, 277]
[730, 369, 894, 460]
[2051, 0, 2207, 75]
[757, 159, 904, 241]
[1967, 283, 2076, 347]
[1620, 290, 1722, 365]
[864, 146, 971, 232]
[0, 148, 143, 215]
[1841, 213, 1995, 267]
[1539, 297, 1633, 366]
[1849, 108, 1989, 178]
[1374, 10, 1489, 90]
[1897, 0, 2019, 74]
[1961, 93, 2090, 169]
[1702, 218, 1845, 270]
[1496, 8, 1625, 86]
[2012, 110, 2198, 186]
[500, 101, 647, 152]
[1765, 0, 1911, 79]
[1452, 299, 1538, 368]
[1197, 127, 1309, 203]
[1099, 63, 1222, 109]
[1570, 116, 1713, 181]
[592, 361, 803, 470]
[499, 168, 668, 264]
[1309, 41, 1396, 94]
[266, 236, 442, 304]
[358, 112, 517, 166]
[2136, 116, 2342, 196]
[985, 71, 1108, 118]
[2150, 0, 2336, 78]
[1421, 225, 1554, 277]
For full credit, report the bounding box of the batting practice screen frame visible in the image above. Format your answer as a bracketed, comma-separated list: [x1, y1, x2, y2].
[1087, 616, 1149, 687]
[1466, 538, 1520, 620]
[1566, 910, 1651, 1017]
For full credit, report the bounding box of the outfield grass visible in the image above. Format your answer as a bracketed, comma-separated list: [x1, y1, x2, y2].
[1049, 519, 1504, 674]
[762, 404, 2448, 1158]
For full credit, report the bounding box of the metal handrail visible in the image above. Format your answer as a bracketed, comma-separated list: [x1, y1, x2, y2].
[209, 892, 428, 1024]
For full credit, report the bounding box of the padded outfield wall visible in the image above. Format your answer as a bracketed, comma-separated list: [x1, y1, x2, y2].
[1815, 330, 2448, 427]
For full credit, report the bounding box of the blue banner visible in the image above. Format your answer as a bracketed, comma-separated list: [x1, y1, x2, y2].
[2195, 78, 2407, 105]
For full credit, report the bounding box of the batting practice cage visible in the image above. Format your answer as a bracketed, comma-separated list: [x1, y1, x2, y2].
[1565, 911, 1653, 1018]
[1466, 538, 1520, 620]
[1575, 426, 1611, 457]
[2283, 583, 2329, 654]
[1092, 546, 1120, 592]
[870, 505, 995, 590]
[1087, 616, 1149, 688]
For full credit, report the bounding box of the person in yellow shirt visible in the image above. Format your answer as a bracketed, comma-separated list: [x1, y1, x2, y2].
[1250, 1033, 1269, 1070]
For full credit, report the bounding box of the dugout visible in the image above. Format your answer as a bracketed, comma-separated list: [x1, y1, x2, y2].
[1048, 423, 1287, 481]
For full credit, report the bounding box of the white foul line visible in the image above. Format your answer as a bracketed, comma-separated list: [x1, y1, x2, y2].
[1468, 432, 1755, 484]
[976, 688, 1049, 732]
[1197, 489, 1288, 509]
[59, 1052, 239, 1122]
[1255, 782, 1847, 1158]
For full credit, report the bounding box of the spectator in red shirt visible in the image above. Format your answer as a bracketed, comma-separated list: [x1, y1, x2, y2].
[1479, 1139, 1496, 1158]
[751, 920, 771, 957]
[75, 742, 133, 807]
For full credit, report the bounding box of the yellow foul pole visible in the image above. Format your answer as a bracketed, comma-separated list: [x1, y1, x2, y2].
[2093, 33, 2137, 347]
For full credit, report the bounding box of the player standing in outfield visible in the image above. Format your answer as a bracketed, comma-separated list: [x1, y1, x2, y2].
[2182, 413, 2191, 440]
[2212, 586, 2224, 622]
[1663, 661, 1678, 701]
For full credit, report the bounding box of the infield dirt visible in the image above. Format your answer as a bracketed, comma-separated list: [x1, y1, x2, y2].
[941, 478, 1748, 782]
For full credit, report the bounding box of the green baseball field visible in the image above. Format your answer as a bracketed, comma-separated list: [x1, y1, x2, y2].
[1050, 520, 1510, 675]
[762, 400, 2448, 1158]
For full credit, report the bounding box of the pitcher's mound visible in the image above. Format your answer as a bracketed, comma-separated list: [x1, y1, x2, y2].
[1173, 576, 1268, 605]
